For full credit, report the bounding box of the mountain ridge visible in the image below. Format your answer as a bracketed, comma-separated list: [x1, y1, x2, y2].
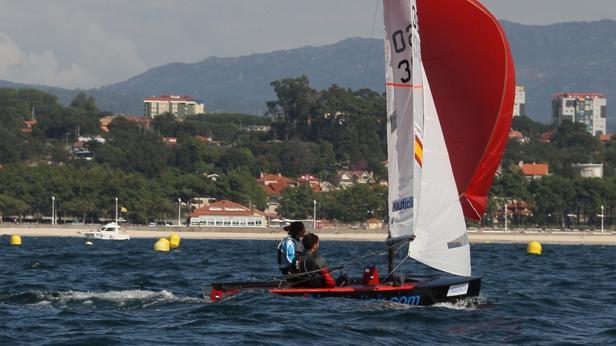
[2, 20, 616, 130]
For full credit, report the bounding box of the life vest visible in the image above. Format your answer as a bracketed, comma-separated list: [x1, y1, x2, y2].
[277, 236, 304, 270]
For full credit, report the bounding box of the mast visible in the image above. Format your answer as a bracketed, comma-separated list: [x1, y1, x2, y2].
[387, 230, 394, 281]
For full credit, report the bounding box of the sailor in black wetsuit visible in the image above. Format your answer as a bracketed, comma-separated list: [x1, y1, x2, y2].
[298, 233, 348, 288]
[277, 221, 307, 276]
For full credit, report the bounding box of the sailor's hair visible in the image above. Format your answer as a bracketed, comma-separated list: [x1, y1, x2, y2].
[285, 221, 306, 238]
[302, 233, 319, 249]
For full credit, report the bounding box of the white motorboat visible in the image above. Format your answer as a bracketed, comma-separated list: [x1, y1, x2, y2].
[81, 222, 130, 240]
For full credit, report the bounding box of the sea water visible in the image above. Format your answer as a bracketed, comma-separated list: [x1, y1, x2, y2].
[0, 236, 614, 345]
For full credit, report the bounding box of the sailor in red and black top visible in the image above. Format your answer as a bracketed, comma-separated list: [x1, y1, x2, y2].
[297, 233, 342, 288]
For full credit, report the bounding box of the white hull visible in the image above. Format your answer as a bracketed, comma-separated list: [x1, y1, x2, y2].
[81, 222, 130, 241]
[83, 232, 130, 241]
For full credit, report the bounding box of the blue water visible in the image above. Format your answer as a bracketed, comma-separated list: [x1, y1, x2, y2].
[1, 237, 615, 345]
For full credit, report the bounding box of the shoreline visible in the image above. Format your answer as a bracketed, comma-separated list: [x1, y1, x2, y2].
[2, 225, 616, 245]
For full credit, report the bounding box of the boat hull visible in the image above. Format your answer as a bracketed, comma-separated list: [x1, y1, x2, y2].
[82, 232, 130, 240]
[208, 275, 481, 306]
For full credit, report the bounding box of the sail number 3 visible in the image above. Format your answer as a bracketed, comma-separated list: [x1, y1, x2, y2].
[390, 5, 420, 84]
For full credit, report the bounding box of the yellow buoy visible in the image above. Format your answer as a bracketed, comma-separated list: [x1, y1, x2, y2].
[10, 234, 22, 246]
[168, 233, 181, 249]
[527, 241, 542, 255]
[154, 237, 170, 252]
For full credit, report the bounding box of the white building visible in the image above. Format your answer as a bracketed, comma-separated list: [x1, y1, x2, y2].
[144, 95, 205, 118]
[571, 163, 603, 178]
[189, 200, 267, 228]
[337, 170, 376, 189]
[553, 93, 607, 135]
[513, 85, 526, 117]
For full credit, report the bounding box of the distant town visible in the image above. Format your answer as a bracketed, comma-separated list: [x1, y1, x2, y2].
[0, 75, 613, 230]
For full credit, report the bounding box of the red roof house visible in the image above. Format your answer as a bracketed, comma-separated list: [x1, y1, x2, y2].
[520, 162, 549, 180]
[189, 200, 266, 227]
[257, 173, 297, 197]
[600, 134, 612, 143]
[297, 174, 322, 192]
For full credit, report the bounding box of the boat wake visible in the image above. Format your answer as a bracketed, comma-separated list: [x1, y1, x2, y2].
[0, 289, 204, 309]
[433, 296, 487, 311]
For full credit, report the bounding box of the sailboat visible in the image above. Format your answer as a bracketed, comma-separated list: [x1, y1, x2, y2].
[207, 0, 514, 305]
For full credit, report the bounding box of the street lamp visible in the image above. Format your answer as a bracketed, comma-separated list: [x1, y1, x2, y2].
[51, 196, 55, 225]
[496, 197, 508, 232]
[313, 200, 317, 230]
[504, 202, 508, 233]
[115, 197, 119, 224]
[598, 205, 605, 234]
[178, 198, 182, 226]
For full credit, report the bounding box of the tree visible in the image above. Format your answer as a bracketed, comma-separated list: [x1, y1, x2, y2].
[318, 184, 387, 223]
[278, 185, 316, 219]
[226, 170, 267, 210]
[529, 176, 576, 228]
[70, 92, 99, 113]
[267, 76, 317, 141]
[151, 113, 178, 137]
[0, 194, 29, 221]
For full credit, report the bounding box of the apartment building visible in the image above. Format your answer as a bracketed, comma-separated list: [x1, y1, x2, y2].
[143, 95, 205, 118]
[553, 93, 607, 135]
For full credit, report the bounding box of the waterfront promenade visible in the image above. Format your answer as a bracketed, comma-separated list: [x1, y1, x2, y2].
[2, 224, 616, 245]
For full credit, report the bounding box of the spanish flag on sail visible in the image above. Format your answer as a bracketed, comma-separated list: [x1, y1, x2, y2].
[414, 135, 423, 168]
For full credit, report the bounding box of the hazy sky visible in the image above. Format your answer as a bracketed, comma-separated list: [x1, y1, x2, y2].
[0, 0, 614, 89]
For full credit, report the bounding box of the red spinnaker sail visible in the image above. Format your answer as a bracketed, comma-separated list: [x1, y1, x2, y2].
[418, 0, 515, 220]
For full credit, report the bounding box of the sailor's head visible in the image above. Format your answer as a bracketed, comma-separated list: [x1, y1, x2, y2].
[302, 233, 320, 252]
[284, 221, 307, 240]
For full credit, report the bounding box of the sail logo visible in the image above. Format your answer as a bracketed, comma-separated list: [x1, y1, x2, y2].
[389, 295, 421, 305]
[414, 135, 423, 167]
[392, 197, 413, 212]
[350, 293, 421, 306]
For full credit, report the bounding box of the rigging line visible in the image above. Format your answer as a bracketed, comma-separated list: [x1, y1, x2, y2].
[330, 249, 389, 269]
[462, 192, 483, 221]
[276, 239, 411, 284]
[274, 244, 398, 282]
[328, 237, 413, 269]
[361, 0, 380, 89]
[326, 235, 415, 269]
[386, 255, 409, 278]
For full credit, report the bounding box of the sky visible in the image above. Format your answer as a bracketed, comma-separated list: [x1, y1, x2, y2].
[0, 0, 615, 89]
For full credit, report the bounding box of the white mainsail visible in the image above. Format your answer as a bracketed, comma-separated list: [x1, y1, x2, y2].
[384, 0, 423, 240]
[384, 0, 471, 276]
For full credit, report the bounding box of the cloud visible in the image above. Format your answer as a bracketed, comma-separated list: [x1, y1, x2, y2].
[0, 6, 147, 89]
[0, 32, 96, 87]
[0, 0, 615, 88]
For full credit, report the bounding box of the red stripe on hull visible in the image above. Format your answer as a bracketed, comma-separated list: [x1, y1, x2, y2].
[270, 283, 417, 294]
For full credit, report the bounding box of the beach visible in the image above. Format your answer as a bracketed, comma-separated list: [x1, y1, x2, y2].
[2, 224, 616, 245]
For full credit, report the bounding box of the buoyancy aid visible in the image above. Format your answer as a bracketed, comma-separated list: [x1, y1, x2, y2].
[277, 236, 304, 272]
[299, 251, 336, 288]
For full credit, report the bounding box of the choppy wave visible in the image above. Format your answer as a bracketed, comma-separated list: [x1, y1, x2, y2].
[0, 289, 204, 309]
[1, 238, 615, 345]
